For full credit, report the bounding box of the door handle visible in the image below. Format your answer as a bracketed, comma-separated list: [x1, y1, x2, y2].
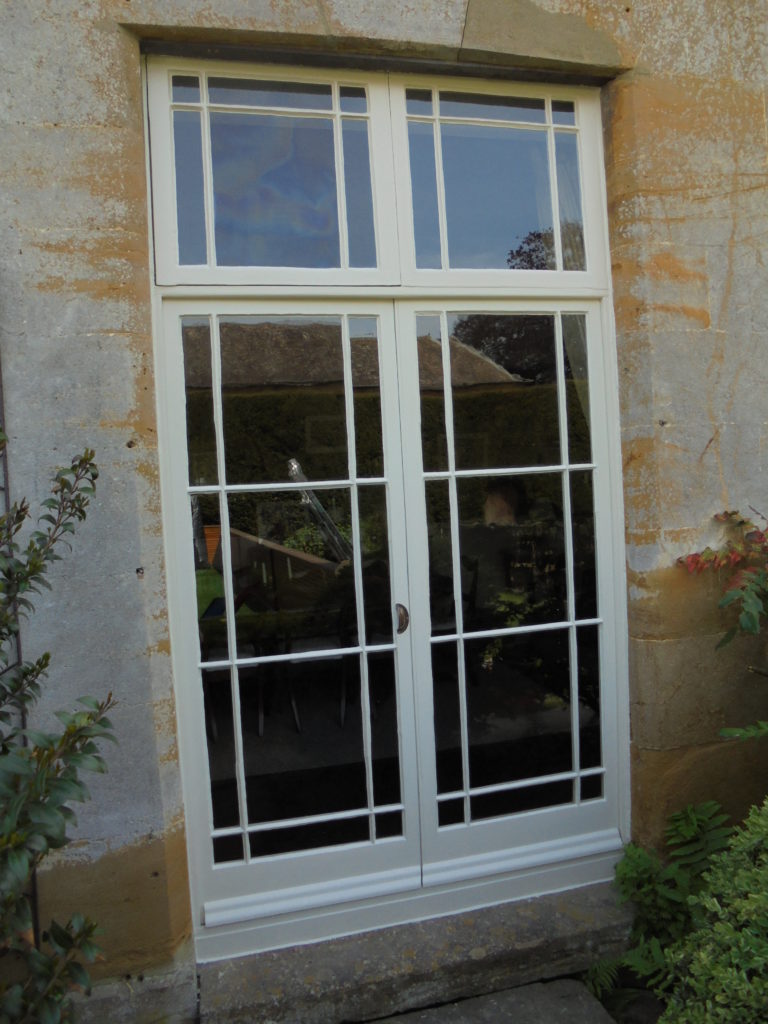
[396, 603, 410, 634]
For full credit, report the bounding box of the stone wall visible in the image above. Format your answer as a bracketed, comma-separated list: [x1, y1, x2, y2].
[1, 0, 766, 1011]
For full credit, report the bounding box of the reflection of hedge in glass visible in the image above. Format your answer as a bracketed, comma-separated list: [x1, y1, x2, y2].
[186, 388, 390, 485]
[186, 382, 590, 489]
[419, 383, 589, 474]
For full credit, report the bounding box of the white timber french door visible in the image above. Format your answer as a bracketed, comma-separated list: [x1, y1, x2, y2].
[148, 58, 628, 959]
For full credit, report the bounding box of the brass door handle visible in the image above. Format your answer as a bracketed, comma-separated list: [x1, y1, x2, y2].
[396, 603, 410, 634]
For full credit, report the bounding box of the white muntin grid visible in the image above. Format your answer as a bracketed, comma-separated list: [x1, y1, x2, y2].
[401, 90, 583, 274]
[185, 312, 405, 864]
[168, 75, 378, 271]
[418, 309, 604, 827]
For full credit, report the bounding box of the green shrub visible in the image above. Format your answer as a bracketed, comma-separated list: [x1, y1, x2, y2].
[586, 802, 732, 997]
[0, 433, 115, 1023]
[659, 798, 768, 1023]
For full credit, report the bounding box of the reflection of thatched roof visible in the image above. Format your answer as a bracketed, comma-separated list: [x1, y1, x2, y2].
[418, 335, 517, 390]
[182, 321, 517, 391]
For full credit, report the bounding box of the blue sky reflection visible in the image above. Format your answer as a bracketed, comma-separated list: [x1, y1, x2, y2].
[210, 112, 340, 268]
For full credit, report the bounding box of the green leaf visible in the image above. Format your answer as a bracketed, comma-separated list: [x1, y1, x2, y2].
[6, 848, 31, 886]
[78, 938, 101, 962]
[48, 920, 74, 952]
[66, 753, 104, 773]
[76, 696, 101, 711]
[66, 960, 91, 992]
[23, 729, 57, 749]
[37, 997, 61, 1024]
[47, 777, 89, 803]
[26, 803, 66, 834]
[0, 984, 23, 1016]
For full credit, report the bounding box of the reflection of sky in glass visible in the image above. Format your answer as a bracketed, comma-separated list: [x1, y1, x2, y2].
[555, 132, 585, 270]
[339, 87, 367, 113]
[342, 120, 376, 267]
[441, 124, 552, 269]
[406, 89, 433, 116]
[408, 122, 441, 268]
[173, 110, 207, 264]
[210, 112, 340, 268]
[552, 101, 576, 126]
[172, 76, 200, 103]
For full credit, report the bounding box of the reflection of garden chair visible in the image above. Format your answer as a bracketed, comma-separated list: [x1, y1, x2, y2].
[228, 529, 354, 734]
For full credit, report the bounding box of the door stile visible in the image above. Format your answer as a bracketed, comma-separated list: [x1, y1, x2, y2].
[393, 301, 442, 849]
[375, 302, 423, 861]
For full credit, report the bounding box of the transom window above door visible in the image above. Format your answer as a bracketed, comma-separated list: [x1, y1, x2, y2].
[147, 62, 609, 289]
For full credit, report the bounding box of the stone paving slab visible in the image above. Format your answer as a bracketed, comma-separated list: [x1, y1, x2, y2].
[200, 882, 631, 1022]
[372, 980, 615, 1023]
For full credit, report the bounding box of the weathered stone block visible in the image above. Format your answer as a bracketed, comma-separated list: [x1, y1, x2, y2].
[36, 825, 193, 978]
[629, 634, 768, 748]
[461, 0, 625, 74]
[631, 741, 768, 849]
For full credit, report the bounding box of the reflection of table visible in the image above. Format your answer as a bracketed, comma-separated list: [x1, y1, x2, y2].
[199, 598, 354, 737]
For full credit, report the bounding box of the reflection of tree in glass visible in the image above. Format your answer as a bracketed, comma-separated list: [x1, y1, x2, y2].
[506, 221, 585, 271]
[451, 314, 556, 384]
[506, 228, 555, 270]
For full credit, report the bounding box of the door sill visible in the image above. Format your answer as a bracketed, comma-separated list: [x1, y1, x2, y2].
[195, 829, 622, 960]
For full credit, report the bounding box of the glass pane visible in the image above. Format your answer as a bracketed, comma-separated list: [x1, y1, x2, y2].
[210, 112, 340, 268]
[471, 780, 572, 820]
[571, 471, 597, 619]
[439, 92, 546, 123]
[432, 642, 463, 794]
[580, 776, 602, 800]
[556, 132, 585, 270]
[448, 313, 560, 469]
[219, 316, 348, 485]
[406, 88, 433, 116]
[438, 799, 464, 827]
[340, 86, 367, 113]
[240, 653, 367, 825]
[226, 490, 356, 658]
[359, 486, 392, 644]
[173, 110, 207, 265]
[562, 315, 591, 463]
[208, 78, 332, 110]
[213, 835, 244, 863]
[457, 474, 567, 634]
[193, 496, 226, 662]
[375, 812, 402, 838]
[369, 652, 401, 805]
[350, 317, 384, 478]
[417, 314, 448, 471]
[441, 124, 553, 269]
[342, 119, 376, 267]
[578, 625, 601, 770]
[182, 317, 217, 485]
[464, 631, 572, 789]
[407, 122, 442, 269]
[202, 668, 239, 829]
[172, 75, 200, 103]
[426, 480, 455, 635]
[552, 100, 576, 126]
[250, 817, 369, 857]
